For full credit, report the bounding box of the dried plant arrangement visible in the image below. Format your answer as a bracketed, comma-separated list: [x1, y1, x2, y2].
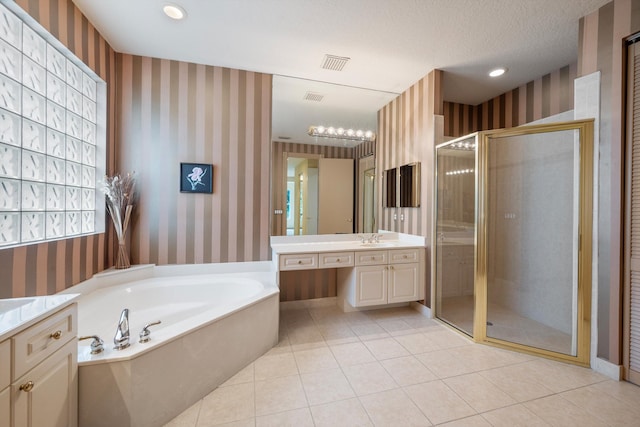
[102, 172, 137, 269]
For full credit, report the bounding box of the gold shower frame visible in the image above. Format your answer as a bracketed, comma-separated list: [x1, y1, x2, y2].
[434, 119, 594, 366]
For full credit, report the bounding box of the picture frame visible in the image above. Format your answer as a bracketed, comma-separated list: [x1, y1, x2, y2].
[180, 162, 213, 193]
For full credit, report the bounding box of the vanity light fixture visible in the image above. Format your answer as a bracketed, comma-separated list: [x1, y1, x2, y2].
[163, 4, 187, 20]
[308, 125, 376, 142]
[489, 67, 507, 77]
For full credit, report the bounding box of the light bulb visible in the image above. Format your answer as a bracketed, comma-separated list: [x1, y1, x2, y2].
[163, 4, 186, 20]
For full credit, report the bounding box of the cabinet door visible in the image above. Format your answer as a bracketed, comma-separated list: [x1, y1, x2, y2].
[12, 339, 77, 427]
[355, 265, 387, 306]
[388, 263, 421, 303]
[0, 387, 9, 427]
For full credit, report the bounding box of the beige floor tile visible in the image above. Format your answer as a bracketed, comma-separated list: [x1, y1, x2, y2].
[479, 364, 555, 402]
[310, 397, 373, 427]
[255, 408, 314, 427]
[220, 363, 254, 387]
[293, 346, 339, 374]
[404, 380, 476, 425]
[422, 328, 471, 349]
[254, 352, 298, 381]
[523, 395, 606, 427]
[300, 368, 355, 405]
[395, 332, 441, 354]
[590, 379, 640, 407]
[343, 361, 398, 396]
[350, 322, 391, 340]
[207, 419, 255, 427]
[401, 316, 441, 330]
[317, 322, 356, 341]
[163, 400, 201, 427]
[415, 348, 477, 378]
[381, 355, 437, 386]
[481, 404, 550, 427]
[363, 337, 410, 360]
[254, 375, 308, 417]
[329, 341, 376, 367]
[560, 384, 640, 426]
[377, 319, 414, 334]
[359, 388, 431, 426]
[437, 415, 493, 427]
[518, 359, 606, 393]
[444, 373, 517, 412]
[197, 383, 254, 426]
[287, 325, 325, 347]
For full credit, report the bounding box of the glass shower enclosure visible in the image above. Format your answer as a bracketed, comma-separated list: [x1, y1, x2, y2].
[434, 120, 594, 366]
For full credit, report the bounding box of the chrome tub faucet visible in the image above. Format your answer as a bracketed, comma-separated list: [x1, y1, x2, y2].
[114, 308, 130, 350]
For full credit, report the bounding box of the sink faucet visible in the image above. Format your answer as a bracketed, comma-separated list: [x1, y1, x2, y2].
[113, 308, 130, 350]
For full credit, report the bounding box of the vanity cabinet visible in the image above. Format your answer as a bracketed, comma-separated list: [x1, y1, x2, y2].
[3, 304, 77, 427]
[338, 248, 424, 310]
[1, 340, 9, 427]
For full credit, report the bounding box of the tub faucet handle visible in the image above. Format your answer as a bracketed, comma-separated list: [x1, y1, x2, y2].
[139, 321, 162, 343]
[114, 308, 130, 350]
[79, 335, 104, 354]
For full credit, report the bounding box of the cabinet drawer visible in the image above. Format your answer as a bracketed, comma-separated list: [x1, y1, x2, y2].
[355, 250, 388, 266]
[389, 248, 421, 264]
[319, 251, 354, 268]
[13, 304, 77, 380]
[279, 253, 318, 270]
[0, 340, 9, 390]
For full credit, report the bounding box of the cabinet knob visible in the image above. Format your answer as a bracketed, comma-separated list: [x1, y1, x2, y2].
[403, 255, 408, 259]
[297, 260, 302, 264]
[50, 330, 62, 340]
[337, 258, 341, 262]
[19, 381, 34, 392]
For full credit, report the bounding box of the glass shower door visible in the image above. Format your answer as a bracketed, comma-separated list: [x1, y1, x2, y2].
[477, 121, 593, 365]
[435, 135, 477, 336]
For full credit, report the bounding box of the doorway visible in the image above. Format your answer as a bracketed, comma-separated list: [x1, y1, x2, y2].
[283, 154, 354, 235]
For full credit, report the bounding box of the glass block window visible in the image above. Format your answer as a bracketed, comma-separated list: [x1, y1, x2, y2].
[0, 1, 106, 248]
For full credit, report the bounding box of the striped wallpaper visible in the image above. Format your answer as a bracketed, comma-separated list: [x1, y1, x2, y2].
[377, 69, 444, 238]
[0, 0, 116, 299]
[443, 64, 577, 138]
[117, 54, 272, 265]
[577, 0, 637, 364]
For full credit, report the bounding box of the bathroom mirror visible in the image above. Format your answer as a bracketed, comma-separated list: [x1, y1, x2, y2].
[399, 162, 421, 207]
[384, 168, 397, 208]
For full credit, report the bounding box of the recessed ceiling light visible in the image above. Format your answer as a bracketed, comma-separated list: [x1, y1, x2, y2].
[163, 4, 186, 20]
[489, 67, 507, 77]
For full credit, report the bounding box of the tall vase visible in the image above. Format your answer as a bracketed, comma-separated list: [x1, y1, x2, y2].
[114, 204, 133, 269]
[115, 240, 130, 269]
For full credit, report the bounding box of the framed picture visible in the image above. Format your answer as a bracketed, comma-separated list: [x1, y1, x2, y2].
[180, 163, 213, 193]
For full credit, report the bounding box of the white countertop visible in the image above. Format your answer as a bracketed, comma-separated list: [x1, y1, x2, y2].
[270, 232, 426, 255]
[0, 294, 79, 342]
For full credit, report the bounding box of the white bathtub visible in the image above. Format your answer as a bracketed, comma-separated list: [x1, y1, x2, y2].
[63, 262, 279, 427]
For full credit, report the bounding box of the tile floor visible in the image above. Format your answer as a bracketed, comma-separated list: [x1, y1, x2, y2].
[165, 299, 640, 426]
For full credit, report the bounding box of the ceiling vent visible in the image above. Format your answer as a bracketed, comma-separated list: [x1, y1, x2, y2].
[321, 54, 350, 71]
[303, 92, 324, 102]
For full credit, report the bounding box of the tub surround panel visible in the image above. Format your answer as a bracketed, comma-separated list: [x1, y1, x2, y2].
[0, 0, 117, 299]
[73, 262, 279, 427]
[443, 64, 577, 138]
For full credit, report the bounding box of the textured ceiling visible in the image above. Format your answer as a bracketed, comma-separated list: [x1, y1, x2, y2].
[72, 0, 610, 146]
